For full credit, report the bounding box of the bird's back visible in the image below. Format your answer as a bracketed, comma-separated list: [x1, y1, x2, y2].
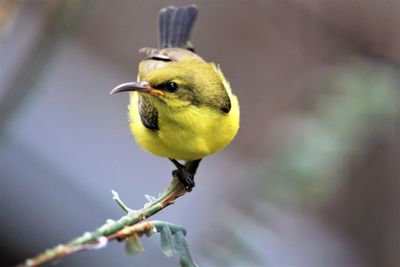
[137, 5, 199, 79]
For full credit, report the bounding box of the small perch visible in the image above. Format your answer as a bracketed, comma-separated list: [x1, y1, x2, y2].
[16, 174, 190, 267]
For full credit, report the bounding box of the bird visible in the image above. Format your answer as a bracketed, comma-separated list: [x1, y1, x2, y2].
[110, 5, 240, 192]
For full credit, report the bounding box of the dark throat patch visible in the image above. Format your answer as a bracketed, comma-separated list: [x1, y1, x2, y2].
[139, 95, 159, 132]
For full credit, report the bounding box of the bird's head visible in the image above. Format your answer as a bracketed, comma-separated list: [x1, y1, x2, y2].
[111, 58, 232, 113]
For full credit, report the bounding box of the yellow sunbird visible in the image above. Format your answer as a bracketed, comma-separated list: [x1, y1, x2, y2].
[111, 5, 240, 191]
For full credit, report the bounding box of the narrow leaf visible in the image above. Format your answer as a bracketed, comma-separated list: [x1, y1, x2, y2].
[160, 225, 175, 257]
[174, 231, 198, 267]
[124, 234, 144, 255]
[111, 190, 133, 213]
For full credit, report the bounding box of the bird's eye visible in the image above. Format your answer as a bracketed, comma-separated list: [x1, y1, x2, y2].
[165, 81, 178, 92]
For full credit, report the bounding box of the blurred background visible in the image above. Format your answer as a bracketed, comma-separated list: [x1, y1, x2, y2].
[1, 0, 399, 266]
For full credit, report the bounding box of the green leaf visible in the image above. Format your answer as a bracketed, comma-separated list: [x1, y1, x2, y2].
[111, 190, 135, 213]
[124, 234, 144, 255]
[160, 225, 175, 257]
[174, 231, 198, 267]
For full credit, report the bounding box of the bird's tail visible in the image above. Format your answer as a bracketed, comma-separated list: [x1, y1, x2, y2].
[158, 5, 198, 50]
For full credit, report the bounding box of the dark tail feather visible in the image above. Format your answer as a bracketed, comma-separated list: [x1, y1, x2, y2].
[158, 5, 198, 49]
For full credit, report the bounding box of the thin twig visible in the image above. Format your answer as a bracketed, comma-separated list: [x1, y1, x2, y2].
[15, 175, 188, 267]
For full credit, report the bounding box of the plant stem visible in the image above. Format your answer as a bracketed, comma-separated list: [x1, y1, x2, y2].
[15, 176, 187, 267]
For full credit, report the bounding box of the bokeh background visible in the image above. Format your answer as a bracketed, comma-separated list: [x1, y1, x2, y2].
[1, 0, 399, 266]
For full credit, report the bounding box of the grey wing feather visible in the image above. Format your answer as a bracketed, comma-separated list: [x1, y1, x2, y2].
[139, 5, 200, 79]
[139, 47, 203, 62]
[158, 5, 198, 49]
[159, 6, 173, 48]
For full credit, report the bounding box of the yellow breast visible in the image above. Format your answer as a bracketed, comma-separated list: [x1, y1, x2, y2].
[128, 92, 240, 160]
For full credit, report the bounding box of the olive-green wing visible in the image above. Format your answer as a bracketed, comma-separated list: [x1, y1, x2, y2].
[137, 48, 204, 80]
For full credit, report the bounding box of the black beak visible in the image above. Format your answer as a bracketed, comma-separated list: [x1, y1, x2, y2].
[110, 81, 164, 97]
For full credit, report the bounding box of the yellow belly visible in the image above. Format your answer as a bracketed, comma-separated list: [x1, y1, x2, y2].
[128, 92, 240, 160]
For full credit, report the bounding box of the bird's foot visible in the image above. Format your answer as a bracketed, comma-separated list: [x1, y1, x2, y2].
[172, 167, 195, 192]
[169, 158, 199, 192]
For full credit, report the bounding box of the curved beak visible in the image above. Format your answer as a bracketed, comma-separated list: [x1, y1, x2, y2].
[110, 81, 164, 97]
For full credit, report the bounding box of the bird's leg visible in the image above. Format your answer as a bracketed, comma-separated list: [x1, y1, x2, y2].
[186, 159, 202, 176]
[169, 159, 202, 192]
[170, 159, 194, 191]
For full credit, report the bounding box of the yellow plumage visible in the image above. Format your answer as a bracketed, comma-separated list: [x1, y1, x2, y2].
[128, 60, 239, 160]
[111, 5, 239, 190]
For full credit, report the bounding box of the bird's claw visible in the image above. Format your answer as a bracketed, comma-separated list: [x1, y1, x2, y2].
[172, 168, 195, 192]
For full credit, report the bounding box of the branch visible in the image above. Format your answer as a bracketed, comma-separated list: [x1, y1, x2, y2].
[15, 174, 190, 267]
